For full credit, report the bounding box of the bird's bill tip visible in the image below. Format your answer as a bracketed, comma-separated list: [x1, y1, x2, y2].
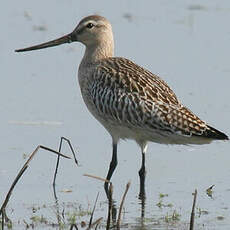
[15, 33, 73, 52]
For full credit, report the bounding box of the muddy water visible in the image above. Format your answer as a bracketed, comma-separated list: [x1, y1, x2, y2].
[1, 0, 230, 229]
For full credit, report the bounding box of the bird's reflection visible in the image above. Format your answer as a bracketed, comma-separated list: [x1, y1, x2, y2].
[52, 171, 146, 229]
[105, 180, 146, 229]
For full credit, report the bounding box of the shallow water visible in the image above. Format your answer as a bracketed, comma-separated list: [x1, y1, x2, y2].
[1, 0, 230, 229]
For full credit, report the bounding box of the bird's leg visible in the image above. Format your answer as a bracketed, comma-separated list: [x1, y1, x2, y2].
[138, 151, 146, 199]
[104, 141, 118, 198]
[138, 144, 147, 200]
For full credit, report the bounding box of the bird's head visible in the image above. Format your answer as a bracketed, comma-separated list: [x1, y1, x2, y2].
[15, 15, 114, 53]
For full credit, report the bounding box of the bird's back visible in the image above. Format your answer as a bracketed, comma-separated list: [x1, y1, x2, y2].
[79, 57, 228, 144]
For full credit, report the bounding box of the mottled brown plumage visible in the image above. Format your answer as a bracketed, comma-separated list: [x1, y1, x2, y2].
[79, 56, 227, 144]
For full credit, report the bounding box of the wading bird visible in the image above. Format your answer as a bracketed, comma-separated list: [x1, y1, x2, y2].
[16, 15, 228, 199]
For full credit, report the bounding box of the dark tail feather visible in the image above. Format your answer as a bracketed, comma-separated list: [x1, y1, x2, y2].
[204, 125, 229, 140]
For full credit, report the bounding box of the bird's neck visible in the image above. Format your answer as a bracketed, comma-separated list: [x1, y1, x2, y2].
[81, 40, 114, 65]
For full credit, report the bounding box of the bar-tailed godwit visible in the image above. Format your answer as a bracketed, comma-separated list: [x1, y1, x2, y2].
[16, 15, 228, 198]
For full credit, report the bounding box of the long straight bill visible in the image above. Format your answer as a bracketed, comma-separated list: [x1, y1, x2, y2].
[15, 33, 73, 52]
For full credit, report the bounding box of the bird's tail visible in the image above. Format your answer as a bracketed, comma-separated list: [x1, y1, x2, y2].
[204, 125, 229, 140]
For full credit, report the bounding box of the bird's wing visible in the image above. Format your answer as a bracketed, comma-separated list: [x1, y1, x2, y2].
[99, 57, 180, 106]
[89, 57, 219, 137]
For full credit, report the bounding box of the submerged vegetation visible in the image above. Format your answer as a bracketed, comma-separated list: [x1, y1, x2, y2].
[0, 138, 227, 229]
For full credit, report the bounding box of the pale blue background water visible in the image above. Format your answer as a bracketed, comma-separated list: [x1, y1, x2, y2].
[1, 0, 230, 229]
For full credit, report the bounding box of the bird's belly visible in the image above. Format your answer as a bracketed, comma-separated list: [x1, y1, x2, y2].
[101, 122, 213, 145]
[85, 106, 212, 145]
[80, 89, 213, 145]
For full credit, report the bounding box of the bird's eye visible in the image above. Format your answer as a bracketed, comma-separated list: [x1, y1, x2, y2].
[86, 23, 94, 29]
